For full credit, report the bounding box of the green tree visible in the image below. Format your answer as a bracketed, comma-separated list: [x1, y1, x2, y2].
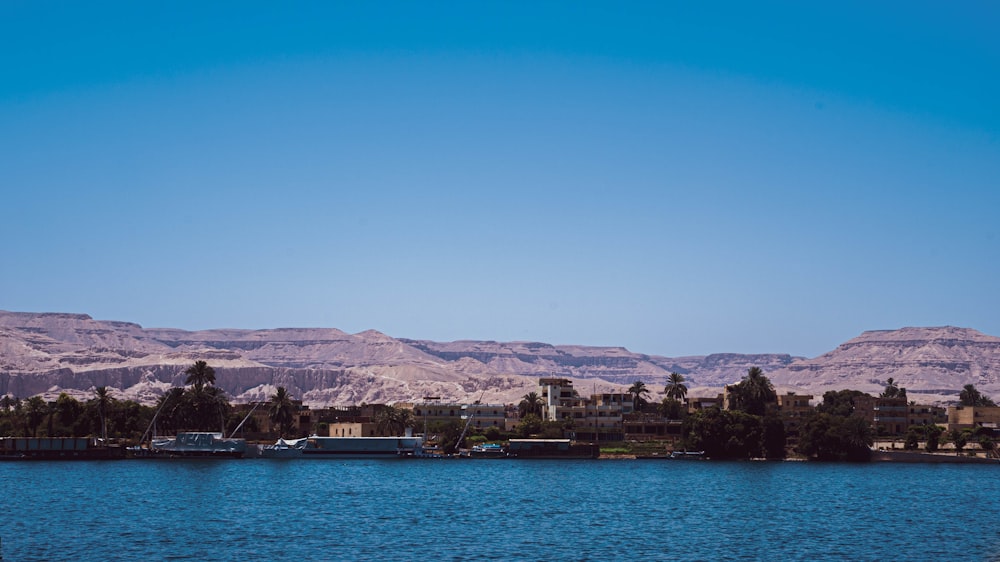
[628, 381, 650, 411]
[959, 384, 996, 407]
[880, 378, 906, 400]
[94, 386, 113, 440]
[816, 389, 868, 417]
[155, 387, 188, 434]
[269, 387, 297, 437]
[731, 367, 777, 416]
[54, 393, 82, 435]
[483, 425, 502, 441]
[949, 429, 967, 454]
[659, 397, 684, 420]
[664, 372, 688, 402]
[25, 396, 47, 437]
[428, 420, 465, 454]
[924, 424, 943, 452]
[374, 405, 413, 436]
[796, 413, 873, 461]
[979, 436, 996, 458]
[515, 413, 542, 438]
[110, 399, 151, 439]
[683, 408, 765, 459]
[518, 392, 543, 418]
[185, 385, 230, 432]
[762, 414, 787, 459]
[184, 360, 217, 390]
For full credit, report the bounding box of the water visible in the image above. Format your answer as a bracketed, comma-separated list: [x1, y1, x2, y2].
[1, 459, 999, 561]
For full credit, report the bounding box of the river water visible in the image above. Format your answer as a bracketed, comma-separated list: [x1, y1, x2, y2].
[1, 459, 998, 561]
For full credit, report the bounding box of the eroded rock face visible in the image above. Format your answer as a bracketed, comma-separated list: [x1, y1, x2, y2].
[2, 311, 998, 406]
[768, 327, 1000, 403]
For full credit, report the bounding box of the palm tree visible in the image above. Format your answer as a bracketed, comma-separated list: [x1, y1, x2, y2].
[156, 387, 188, 434]
[628, 381, 650, 411]
[949, 429, 968, 454]
[843, 416, 874, 457]
[25, 396, 47, 437]
[55, 393, 81, 435]
[95, 386, 113, 440]
[880, 378, 906, 399]
[959, 384, 996, 407]
[519, 392, 543, 419]
[734, 367, 776, 416]
[184, 360, 216, 390]
[374, 405, 405, 436]
[269, 387, 297, 437]
[664, 372, 688, 402]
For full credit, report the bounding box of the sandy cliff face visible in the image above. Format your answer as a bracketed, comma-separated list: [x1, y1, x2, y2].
[769, 327, 1000, 402]
[2, 311, 998, 406]
[0, 312, 622, 405]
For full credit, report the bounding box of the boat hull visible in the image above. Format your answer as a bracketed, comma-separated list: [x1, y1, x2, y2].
[147, 432, 247, 459]
[259, 436, 423, 459]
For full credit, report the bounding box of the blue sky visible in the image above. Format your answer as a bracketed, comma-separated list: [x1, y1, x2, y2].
[2, 2, 998, 358]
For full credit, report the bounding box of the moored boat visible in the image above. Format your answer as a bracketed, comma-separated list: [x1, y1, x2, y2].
[466, 443, 508, 458]
[669, 450, 705, 460]
[142, 432, 247, 458]
[258, 435, 424, 459]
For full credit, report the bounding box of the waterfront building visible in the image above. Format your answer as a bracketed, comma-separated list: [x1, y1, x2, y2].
[461, 404, 508, 430]
[946, 405, 1000, 432]
[852, 395, 945, 436]
[409, 401, 508, 430]
[776, 393, 814, 447]
[908, 404, 946, 428]
[537, 378, 633, 441]
[326, 421, 380, 437]
[687, 395, 723, 412]
[623, 413, 683, 442]
[873, 397, 908, 435]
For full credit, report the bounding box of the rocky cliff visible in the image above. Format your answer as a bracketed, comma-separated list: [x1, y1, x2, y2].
[768, 326, 1000, 403]
[2, 311, 998, 406]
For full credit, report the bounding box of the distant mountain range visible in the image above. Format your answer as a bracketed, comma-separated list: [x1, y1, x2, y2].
[2, 311, 998, 406]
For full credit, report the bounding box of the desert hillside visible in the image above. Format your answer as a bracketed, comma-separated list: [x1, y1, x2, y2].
[2, 311, 998, 406]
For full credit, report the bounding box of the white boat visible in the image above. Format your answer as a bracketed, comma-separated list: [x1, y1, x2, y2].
[147, 432, 247, 458]
[259, 435, 424, 459]
[258, 437, 309, 458]
[669, 450, 705, 460]
[466, 443, 508, 458]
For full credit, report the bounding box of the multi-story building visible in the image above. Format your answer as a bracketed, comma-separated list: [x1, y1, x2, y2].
[408, 401, 508, 432]
[776, 392, 814, 446]
[622, 413, 683, 442]
[908, 404, 946, 428]
[872, 396, 908, 435]
[852, 395, 938, 435]
[537, 378, 634, 441]
[946, 405, 1000, 431]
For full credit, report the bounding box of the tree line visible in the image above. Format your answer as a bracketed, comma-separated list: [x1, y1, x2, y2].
[0, 360, 302, 442]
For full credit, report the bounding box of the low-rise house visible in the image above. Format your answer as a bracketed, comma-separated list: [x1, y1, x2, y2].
[946, 405, 1000, 432]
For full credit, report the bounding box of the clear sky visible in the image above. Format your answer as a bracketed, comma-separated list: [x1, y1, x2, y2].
[2, 2, 998, 358]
